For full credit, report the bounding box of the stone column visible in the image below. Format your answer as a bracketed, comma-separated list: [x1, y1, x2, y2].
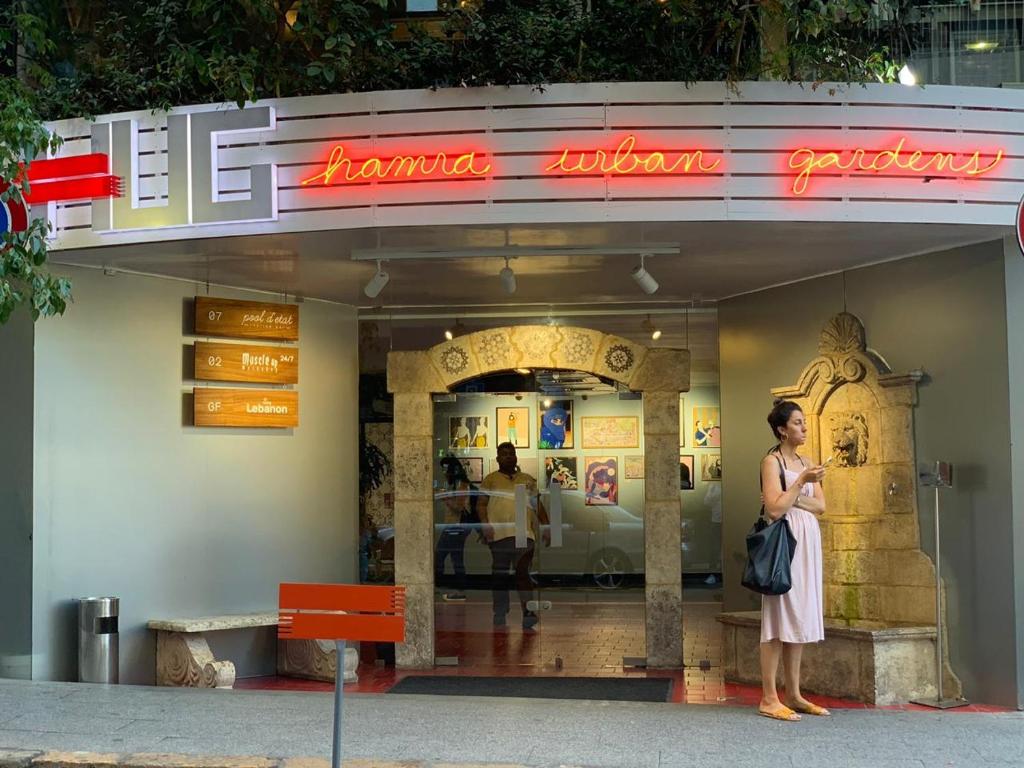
[391, 391, 435, 668]
[630, 349, 690, 668]
[642, 391, 684, 667]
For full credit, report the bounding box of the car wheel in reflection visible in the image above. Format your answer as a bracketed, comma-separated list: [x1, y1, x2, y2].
[591, 548, 630, 590]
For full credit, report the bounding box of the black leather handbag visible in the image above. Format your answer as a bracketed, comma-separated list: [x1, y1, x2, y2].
[741, 454, 798, 595]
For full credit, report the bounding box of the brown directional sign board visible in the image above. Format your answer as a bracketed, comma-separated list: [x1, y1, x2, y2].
[194, 297, 299, 341]
[194, 388, 299, 428]
[195, 341, 299, 384]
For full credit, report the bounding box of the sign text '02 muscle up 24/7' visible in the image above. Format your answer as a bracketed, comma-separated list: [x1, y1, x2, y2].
[194, 297, 299, 341]
[194, 388, 299, 428]
[194, 341, 298, 385]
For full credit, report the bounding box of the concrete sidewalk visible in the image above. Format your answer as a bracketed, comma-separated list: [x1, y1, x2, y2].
[0, 680, 1022, 768]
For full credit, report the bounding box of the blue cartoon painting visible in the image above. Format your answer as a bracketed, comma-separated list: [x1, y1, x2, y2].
[584, 456, 618, 506]
[538, 399, 573, 449]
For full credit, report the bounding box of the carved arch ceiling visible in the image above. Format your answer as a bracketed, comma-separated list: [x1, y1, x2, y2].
[425, 325, 650, 391]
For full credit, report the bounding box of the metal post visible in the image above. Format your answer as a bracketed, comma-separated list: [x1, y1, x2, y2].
[331, 640, 345, 768]
[912, 467, 967, 709]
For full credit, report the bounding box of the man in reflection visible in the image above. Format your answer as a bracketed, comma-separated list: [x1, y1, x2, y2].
[478, 442, 550, 630]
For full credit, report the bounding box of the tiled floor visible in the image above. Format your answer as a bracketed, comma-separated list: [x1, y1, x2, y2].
[237, 590, 1010, 713]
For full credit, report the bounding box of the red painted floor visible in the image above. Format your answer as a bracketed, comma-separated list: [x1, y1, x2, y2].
[236, 591, 1010, 713]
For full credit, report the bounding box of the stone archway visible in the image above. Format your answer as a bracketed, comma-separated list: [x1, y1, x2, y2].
[387, 325, 690, 668]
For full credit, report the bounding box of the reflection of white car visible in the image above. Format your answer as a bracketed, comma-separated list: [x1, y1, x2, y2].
[380, 489, 687, 589]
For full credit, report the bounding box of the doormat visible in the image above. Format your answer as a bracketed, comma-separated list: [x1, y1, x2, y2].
[386, 675, 673, 702]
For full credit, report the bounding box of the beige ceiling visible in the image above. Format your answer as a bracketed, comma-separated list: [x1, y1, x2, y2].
[54, 220, 1001, 309]
[54, 219, 1002, 384]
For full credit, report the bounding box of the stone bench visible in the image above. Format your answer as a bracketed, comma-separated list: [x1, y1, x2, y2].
[148, 612, 358, 689]
[716, 611, 953, 705]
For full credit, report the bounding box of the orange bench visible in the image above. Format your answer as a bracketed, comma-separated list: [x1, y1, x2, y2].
[279, 583, 406, 768]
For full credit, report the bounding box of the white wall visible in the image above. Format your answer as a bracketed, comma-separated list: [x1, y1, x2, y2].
[31, 267, 359, 683]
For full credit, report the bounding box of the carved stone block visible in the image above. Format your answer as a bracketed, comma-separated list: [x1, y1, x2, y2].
[276, 639, 359, 683]
[829, 413, 869, 467]
[155, 632, 235, 689]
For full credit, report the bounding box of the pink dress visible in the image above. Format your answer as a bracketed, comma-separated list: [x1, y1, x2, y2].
[760, 467, 825, 644]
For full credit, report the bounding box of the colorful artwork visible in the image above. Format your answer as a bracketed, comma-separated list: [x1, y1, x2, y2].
[701, 453, 722, 481]
[545, 456, 579, 489]
[539, 400, 573, 449]
[693, 407, 721, 448]
[449, 416, 488, 449]
[679, 455, 694, 490]
[496, 406, 530, 448]
[458, 457, 484, 483]
[624, 456, 645, 480]
[581, 416, 640, 449]
[584, 456, 618, 506]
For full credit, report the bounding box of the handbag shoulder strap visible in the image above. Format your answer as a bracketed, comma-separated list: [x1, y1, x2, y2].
[759, 451, 787, 518]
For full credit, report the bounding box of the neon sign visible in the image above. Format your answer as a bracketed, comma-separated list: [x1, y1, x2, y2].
[301, 145, 492, 186]
[787, 138, 1004, 195]
[544, 135, 721, 175]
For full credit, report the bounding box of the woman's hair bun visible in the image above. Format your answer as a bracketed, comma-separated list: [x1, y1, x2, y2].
[772, 397, 786, 407]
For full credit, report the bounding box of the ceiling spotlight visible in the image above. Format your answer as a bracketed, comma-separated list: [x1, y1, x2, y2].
[515, 368, 531, 375]
[499, 256, 517, 294]
[631, 254, 659, 295]
[542, 398, 552, 408]
[363, 260, 390, 298]
[898, 64, 917, 86]
[643, 315, 662, 341]
[444, 318, 466, 341]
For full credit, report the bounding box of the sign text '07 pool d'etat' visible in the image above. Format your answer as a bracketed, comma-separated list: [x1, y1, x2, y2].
[194, 341, 299, 385]
[194, 297, 299, 341]
[194, 388, 299, 428]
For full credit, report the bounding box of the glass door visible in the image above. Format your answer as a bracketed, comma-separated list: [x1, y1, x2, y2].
[431, 387, 646, 674]
[533, 391, 646, 674]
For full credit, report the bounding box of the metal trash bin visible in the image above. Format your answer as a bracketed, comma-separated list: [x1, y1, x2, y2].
[78, 596, 119, 683]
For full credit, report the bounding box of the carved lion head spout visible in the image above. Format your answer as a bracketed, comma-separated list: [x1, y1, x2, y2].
[830, 413, 869, 467]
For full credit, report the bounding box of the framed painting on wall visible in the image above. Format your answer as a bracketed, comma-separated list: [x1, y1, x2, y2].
[544, 456, 579, 489]
[539, 399, 573, 449]
[496, 406, 530, 448]
[458, 457, 484, 483]
[581, 416, 640, 449]
[693, 407, 721, 448]
[584, 456, 618, 506]
[679, 455, 694, 490]
[624, 456, 645, 480]
[701, 453, 722, 481]
[449, 416, 489, 449]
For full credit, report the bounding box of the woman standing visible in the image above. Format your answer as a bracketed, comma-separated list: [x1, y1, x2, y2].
[759, 399, 830, 721]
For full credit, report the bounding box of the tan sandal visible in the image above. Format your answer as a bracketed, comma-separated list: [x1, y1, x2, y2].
[787, 700, 831, 717]
[758, 704, 801, 721]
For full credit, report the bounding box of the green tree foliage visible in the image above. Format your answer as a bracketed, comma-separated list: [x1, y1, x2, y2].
[0, 27, 68, 323]
[16, 0, 919, 120]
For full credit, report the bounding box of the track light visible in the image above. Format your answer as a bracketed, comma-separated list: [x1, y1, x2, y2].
[363, 260, 390, 298]
[631, 254, 659, 295]
[499, 257, 516, 294]
[642, 315, 662, 341]
[444, 318, 466, 341]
